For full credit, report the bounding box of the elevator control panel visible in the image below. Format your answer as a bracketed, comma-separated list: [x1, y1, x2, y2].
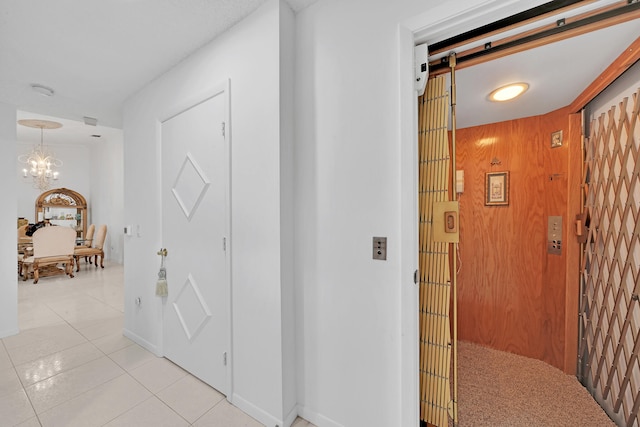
[547, 216, 562, 255]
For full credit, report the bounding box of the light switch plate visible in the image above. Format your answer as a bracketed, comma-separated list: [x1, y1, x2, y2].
[373, 237, 387, 260]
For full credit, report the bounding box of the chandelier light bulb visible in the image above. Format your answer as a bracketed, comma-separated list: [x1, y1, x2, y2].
[17, 119, 63, 191]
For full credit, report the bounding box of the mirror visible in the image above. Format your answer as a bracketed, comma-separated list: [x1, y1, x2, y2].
[34, 188, 87, 240]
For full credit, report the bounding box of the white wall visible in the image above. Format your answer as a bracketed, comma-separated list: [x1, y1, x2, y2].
[293, 1, 545, 426]
[279, 3, 297, 424]
[16, 143, 91, 223]
[294, 2, 430, 425]
[0, 102, 18, 338]
[89, 135, 124, 263]
[122, 1, 294, 425]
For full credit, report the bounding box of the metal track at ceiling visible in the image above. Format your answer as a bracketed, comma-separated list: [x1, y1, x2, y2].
[428, 0, 640, 76]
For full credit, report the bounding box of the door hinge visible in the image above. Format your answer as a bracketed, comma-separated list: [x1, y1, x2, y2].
[414, 269, 419, 284]
[221, 121, 226, 137]
[223, 351, 227, 366]
[223, 237, 227, 251]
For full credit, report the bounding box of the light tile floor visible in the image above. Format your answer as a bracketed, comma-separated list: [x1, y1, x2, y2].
[1, 263, 315, 427]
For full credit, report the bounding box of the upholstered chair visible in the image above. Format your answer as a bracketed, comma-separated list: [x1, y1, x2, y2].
[21, 226, 76, 284]
[17, 224, 29, 275]
[74, 224, 107, 271]
[76, 223, 95, 263]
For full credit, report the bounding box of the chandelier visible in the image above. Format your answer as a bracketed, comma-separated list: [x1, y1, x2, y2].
[18, 119, 63, 191]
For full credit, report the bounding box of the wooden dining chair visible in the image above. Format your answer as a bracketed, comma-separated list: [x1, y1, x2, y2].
[74, 224, 107, 271]
[17, 224, 30, 274]
[76, 223, 95, 264]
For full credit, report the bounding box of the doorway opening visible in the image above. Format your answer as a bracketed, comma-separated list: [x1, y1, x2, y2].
[410, 2, 636, 426]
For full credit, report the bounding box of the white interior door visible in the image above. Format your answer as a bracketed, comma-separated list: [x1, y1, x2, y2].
[161, 84, 230, 395]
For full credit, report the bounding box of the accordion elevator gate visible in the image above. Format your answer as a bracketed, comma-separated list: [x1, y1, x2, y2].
[579, 87, 640, 427]
[418, 71, 459, 426]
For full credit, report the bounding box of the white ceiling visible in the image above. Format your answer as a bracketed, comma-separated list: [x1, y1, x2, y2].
[3, 0, 639, 144]
[2, 0, 318, 142]
[15, 111, 123, 147]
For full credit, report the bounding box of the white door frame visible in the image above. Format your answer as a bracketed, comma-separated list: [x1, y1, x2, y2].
[397, 2, 548, 425]
[156, 78, 233, 400]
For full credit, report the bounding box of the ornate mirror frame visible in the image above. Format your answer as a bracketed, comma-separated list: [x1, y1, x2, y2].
[35, 188, 88, 240]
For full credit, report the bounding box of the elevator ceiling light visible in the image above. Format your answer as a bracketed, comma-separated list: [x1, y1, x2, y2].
[488, 82, 529, 102]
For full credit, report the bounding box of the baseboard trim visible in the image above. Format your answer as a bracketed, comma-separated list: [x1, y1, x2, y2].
[123, 328, 161, 356]
[0, 327, 19, 339]
[283, 404, 298, 427]
[232, 392, 282, 427]
[297, 404, 345, 427]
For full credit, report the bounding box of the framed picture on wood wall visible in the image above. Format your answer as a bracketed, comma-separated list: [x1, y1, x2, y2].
[485, 171, 509, 206]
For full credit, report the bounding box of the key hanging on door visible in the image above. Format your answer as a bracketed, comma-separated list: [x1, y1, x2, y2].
[156, 248, 168, 297]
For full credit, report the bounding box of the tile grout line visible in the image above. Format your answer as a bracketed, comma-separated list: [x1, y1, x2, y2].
[3, 336, 42, 427]
[9, 265, 298, 427]
[13, 269, 124, 426]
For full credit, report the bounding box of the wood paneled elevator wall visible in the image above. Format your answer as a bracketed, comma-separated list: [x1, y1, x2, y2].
[455, 106, 581, 372]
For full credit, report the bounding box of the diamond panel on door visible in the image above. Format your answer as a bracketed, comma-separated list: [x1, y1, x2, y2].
[172, 153, 210, 220]
[172, 273, 212, 341]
